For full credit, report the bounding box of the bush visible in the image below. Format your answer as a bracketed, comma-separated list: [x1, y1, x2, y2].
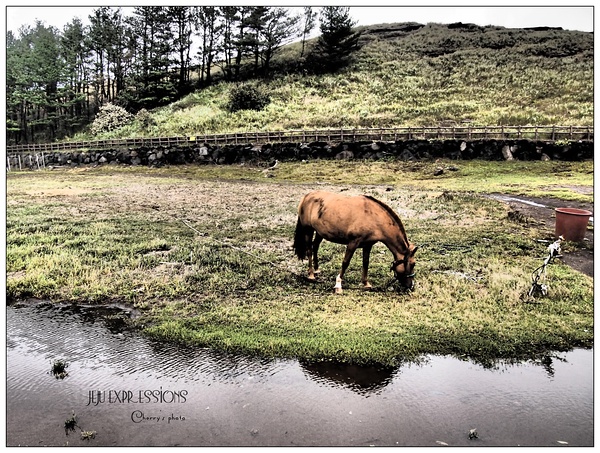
[227, 84, 271, 112]
[135, 108, 155, 130]
[90, 103, 134, 136]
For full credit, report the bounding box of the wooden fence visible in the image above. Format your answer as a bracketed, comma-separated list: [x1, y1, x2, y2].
[6, 125, 593, 154]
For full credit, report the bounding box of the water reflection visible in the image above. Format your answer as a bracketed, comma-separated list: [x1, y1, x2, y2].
[6, 300, 583, 386]
[6, 302, 594, 447]
[299, 360, 399, 395]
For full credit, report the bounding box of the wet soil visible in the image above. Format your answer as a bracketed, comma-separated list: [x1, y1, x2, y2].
[492, 194, 593, 278]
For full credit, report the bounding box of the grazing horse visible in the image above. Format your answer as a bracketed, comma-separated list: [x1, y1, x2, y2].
[293, 190, 417, 294]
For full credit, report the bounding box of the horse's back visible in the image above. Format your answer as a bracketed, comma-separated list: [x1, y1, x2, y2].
[298, 190, 360, 219]
[298, 190, 388, 243]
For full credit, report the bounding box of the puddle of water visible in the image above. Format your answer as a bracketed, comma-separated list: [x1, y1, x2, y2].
[491, 194, 594, 224]
[499, 196, 548, 208]
[6, 303, 593, 447]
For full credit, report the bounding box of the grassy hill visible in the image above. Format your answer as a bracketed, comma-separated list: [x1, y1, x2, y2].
[78, 22, 593, 141]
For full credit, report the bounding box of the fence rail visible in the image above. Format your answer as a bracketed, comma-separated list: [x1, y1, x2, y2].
[6, 125, 593, 154]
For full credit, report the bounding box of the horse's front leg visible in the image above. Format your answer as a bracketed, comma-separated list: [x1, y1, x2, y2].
[361, 243, 374, 290]
[335, 242, 358, 295]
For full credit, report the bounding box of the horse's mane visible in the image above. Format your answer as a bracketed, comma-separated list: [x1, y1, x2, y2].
[363, 195, 408, 242]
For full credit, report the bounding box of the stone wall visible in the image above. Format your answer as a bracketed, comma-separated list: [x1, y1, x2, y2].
[6, 139, 593, 170]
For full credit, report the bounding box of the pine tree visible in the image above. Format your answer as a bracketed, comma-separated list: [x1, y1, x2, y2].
[194, 6, 220, 87]
[61, 18, 90, 133]
[125, 6, 177, 109]
[260, 7, 300, 74]
[312, 6, 361, 73]
[300, 7, 317, 58]
[167, 6, 194, 93]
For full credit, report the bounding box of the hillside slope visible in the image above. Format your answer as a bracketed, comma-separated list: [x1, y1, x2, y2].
[81, 22, 593, 141]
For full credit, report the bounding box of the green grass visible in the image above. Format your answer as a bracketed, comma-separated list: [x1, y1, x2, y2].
[70, 23, 592, 141]
[6, 161, 593, 366]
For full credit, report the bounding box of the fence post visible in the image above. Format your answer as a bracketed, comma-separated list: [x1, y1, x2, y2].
[7, 156, 10, 172]
[18, 155, 22, 170]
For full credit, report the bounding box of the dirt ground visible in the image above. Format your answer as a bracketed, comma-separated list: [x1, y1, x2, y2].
[493, 194, 594, 278]
[12, 170, 592, 279]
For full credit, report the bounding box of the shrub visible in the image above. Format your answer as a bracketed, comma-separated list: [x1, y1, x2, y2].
[135, 108, 155, 130]
[90, 103, 134, 136]
[227, 84, 271, 112]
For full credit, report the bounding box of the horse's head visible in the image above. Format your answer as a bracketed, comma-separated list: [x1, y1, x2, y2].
[391, 244, 418, 290]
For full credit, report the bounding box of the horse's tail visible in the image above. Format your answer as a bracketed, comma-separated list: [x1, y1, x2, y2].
[293, 216, 308, 260]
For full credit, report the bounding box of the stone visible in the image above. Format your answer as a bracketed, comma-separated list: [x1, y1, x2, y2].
[501, 145, 514, 160]
[335, 150, 354, 160]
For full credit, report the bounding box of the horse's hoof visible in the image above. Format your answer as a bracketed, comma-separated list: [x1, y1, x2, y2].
[334, 287, 343, 295]
[363, 283, 373, 291]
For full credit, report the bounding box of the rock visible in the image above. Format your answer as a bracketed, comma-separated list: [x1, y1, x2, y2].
[541, 153, 551, 161]
[399, 150, 415, 160]
[434, 168, 444, 176]
[502, 145, 514, 160]
[99, 156, 107, 163]
[335, 150, 354, 160]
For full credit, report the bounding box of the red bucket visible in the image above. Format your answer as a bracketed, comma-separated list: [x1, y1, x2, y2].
[555, 207, 592, 242]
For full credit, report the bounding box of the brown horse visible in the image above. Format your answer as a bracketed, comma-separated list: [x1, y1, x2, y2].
[293, 190, 417, 294]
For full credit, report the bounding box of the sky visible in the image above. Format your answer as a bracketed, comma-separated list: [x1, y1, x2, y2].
[4, 4, 594, 35]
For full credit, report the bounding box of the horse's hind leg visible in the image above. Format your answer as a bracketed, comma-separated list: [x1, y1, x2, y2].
[312, 233, 324, 276]
[361, 243, 374, 289]
[305, 228, 317, 280]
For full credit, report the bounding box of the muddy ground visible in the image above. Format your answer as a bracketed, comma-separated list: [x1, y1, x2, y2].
[494, 194, 593, 278]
